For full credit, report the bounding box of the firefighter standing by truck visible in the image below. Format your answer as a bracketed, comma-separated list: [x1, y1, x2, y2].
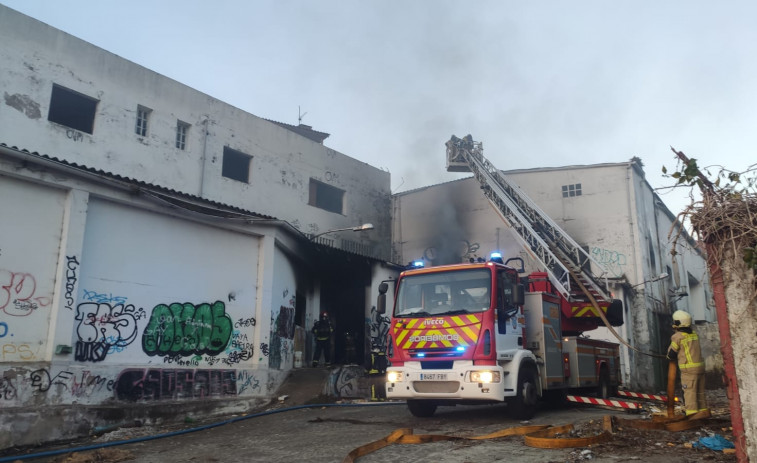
[667, 310, 708, 415]
[312, 312, 333, 367]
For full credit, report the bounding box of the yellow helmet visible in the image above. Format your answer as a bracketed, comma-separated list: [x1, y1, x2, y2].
[672, 310, 692, 328]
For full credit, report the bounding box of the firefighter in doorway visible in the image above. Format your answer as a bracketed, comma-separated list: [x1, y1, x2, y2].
[666, 310, 708, 415]
[312, 312, 333, 367]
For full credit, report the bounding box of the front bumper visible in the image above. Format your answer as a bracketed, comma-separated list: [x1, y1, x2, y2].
[385, 362, 506, 401]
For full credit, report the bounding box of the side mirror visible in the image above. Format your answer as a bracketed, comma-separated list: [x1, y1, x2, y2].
[378, 282, 388, 294]
[512, 283, 524, 306]
[377, 293, 386, 315]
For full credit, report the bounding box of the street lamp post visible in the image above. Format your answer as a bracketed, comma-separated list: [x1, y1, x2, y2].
[310, 223, 374, 240]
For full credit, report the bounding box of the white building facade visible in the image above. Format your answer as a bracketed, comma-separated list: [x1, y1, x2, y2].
[392, 160, 715, 391]
[0, 5, 394, 448]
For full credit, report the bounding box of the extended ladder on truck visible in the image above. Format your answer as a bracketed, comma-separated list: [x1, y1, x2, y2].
[445, 135, 621, 326]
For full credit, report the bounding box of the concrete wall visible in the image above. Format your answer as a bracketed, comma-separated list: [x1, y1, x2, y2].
[0, 4, 391, 260]
[0, 153, 321, 443]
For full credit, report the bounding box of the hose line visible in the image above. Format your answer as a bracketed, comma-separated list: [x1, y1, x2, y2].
[0, 401, 404, 462]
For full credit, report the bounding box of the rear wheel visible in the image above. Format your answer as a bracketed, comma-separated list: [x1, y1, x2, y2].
[407, 399, 437, 417]
[507, 365, 539, 420]
[597, 367, 612, 399]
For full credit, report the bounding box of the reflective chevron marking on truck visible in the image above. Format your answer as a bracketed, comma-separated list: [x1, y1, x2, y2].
[566, 395, 642, 410]
[570, 304, 609, 317]
[394, 314, 481, 349]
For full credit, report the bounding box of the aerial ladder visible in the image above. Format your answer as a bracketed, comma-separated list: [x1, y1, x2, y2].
[445, 135, 623, 332]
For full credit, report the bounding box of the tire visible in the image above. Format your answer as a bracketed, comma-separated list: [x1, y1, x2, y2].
[507, 365, 539, 420]
[597, 367, 612, 399]
[407, 399, 437, 418]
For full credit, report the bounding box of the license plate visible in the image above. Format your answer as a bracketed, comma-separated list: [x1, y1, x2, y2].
[419, 373, 447, 381]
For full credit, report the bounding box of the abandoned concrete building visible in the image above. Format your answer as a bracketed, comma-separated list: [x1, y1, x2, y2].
[0, 4, 716, 450]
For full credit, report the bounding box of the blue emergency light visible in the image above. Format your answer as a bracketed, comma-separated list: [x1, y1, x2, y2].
[412, 260, 425, 268]
[489, 252, 504, 264]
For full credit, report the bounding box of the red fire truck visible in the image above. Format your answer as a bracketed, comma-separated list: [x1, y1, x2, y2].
[380, 135, 624, 418]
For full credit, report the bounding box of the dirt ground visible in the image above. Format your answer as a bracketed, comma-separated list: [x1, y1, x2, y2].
[545, 389, 737, 463]
[3, 388, 737, 463]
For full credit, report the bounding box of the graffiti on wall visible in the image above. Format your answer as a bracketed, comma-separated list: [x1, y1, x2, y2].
[142, 301, 232, 357]
[369, 305, 390, 353]
[0, 270, 51, 316]
[327, 365, 362, 397]
[236, 370, 261, 395]
[114, 368, 237, 401]
[1, 376, 17, 400]
[2, 342, 36, 361]
[269, 289, 296, 370]
[81, 289, 128, 306]
[64, 256, 80, 310]
[591, 246, 627, 278]
[30, 368, 115, 398]
[75, 302, 145, 362]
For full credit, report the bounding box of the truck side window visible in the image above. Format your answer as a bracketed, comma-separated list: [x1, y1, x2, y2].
[497, 270, 508, 334]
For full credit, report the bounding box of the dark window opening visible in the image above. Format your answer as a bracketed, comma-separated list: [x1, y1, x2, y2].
[309, 178, 344, 214]
[561, 183, 582, 198]
[222, 146, 252, 183]
[48, 84, 98, 134]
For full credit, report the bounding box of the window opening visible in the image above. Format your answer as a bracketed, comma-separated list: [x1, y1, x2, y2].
[561, 183, 582, 197]
[48, 84, 98, 134]
[135, 106, 151, 136]
[222, 146, 252, 183]
[176, 120, 189, 150]
[309, 178, 345, 214]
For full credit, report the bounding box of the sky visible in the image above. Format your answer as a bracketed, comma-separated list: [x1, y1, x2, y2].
[2, 0, 756, 216]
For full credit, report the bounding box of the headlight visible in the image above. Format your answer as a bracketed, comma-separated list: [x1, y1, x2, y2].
[387, 371, 403, 383]
[470, 371, 500, 383]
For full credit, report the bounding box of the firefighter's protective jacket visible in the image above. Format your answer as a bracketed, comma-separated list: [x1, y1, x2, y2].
[667, 330, 705, 373]
[312, 319, 333, 341]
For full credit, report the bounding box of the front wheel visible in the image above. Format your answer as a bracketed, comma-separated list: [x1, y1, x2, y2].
[407, 399, 437, 417]
[507, 365, 539, 420]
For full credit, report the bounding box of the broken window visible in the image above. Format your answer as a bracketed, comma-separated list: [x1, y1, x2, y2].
[176, 120, 189, 150]
[48, 84, 98, 134]
[309, 178, 344, 214]
[222, 146, 252, 183]
[135, 105, 151, 136]
[561, 183, 582, 198]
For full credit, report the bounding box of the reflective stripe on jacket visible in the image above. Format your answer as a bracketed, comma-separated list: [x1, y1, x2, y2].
[669, 331, 704, 371]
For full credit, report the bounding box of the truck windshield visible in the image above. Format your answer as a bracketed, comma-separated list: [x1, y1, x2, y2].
[395, 268, 492, 317]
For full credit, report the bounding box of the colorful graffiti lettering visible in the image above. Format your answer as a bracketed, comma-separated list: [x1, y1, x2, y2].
[114, 368, 237, 401]
[75, 303, 141, 362]
[2, 343, 36, 361]
[142, 301, 232, 357]
[0, 321, 7, 338]
[81, 289, 128, 305]
[591, 247, 627, 278]
[0, 270, 51, 316]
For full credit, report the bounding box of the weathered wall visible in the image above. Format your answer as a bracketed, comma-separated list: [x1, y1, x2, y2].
[0, 163, 297, 448]
[0, 5, 391, 260]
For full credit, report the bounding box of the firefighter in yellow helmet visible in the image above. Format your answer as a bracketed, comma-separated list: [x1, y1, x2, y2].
[666, 310, 708, 415]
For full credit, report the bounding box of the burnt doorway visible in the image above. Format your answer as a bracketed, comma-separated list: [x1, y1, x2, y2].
[312, 245, 372, 366]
